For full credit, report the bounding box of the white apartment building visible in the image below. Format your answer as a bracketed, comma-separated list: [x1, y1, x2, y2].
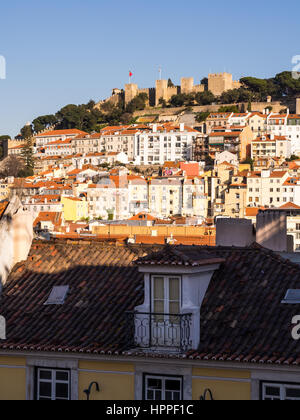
[251, 135, 291, 160]
[128, 177, 149, 215]
[247, 169, 290, 208]
[182, 178, 207, 219]
[134, 124, 198, 165]
[281, 177, 300, 206]
[87, 177, 130, 220]
[35, 129, 88, 149]
[100, 128, 138, 161]
[71, 133, 101, 155]
[148, 176, 206, 219]
[267, 113, 300, 155]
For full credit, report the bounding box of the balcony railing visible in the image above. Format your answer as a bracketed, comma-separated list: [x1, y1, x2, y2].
[126, 312, 193, 353]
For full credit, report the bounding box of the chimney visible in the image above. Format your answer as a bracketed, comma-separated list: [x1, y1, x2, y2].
[256, 210, 287, 252]
[153, 124, 157, 133]
[216, 218, 255, 247]
[180, 123, 185, 132]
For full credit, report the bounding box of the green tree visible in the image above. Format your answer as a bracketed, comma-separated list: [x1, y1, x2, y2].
[195, 111, 210, 123]
[195, 91, 215, 105]
[21, 124, 33, 139]
[158, 97, 168, 108]
[218, 105, 239, 113]
[32, 115, 57, 133]
[21, 138, 35, 174]
[0, 135, 11, 141]
[125, 93, 148, 113]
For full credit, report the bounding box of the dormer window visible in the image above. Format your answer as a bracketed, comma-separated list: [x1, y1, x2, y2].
[130, 246, 224, 354]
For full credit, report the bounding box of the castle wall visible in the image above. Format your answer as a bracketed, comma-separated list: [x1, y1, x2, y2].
[155, 80, 179, 106]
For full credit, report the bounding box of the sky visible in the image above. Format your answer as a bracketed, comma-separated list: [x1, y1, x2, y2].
[0, 0, 300, 137]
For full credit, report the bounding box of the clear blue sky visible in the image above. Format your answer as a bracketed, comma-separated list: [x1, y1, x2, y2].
[0, 0, 299, 137]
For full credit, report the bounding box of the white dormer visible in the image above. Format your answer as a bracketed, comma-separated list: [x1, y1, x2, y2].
[132, 247, 224, 353]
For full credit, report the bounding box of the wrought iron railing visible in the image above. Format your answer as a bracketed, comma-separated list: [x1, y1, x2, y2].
[126, 312, 193, 353]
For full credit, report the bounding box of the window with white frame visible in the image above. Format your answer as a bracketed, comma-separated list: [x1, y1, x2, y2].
[152, 276, 181, 316]
[144, 375, 182, 400]
[36, 368, 70, 400]
[262, 382, 300, 400]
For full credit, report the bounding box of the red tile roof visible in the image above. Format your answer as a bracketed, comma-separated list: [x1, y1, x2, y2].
[2, 242, 300, 365]
[36, 129, 88, 138]
[0, 201, 8, 219]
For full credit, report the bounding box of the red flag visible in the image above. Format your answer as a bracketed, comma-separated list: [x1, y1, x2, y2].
[129, 71, 133, 77]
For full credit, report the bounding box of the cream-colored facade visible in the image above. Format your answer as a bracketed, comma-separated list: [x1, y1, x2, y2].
[247, 170, 290, 207]
[251, 135, 291, 160]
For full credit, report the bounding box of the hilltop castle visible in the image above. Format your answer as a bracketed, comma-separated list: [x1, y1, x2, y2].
[97, 72, 241, 109]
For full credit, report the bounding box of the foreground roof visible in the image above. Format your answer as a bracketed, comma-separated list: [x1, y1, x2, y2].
[1, 241, 300, 366]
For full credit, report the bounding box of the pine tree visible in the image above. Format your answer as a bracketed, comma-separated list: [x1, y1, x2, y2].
[20, 137, 35, 177]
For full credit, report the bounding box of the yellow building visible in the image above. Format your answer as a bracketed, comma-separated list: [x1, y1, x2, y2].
[61, 196, 88, 221]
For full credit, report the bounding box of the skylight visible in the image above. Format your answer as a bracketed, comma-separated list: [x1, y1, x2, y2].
[44, 286, 69, 305]
[282, 290, 300, 304]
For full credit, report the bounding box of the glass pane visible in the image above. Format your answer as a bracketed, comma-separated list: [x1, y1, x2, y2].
[56, 371, 69, 382]
[169, 278, 180, 301]
[56, 383, 69, 399]
[39, 382, 52, 398]
[39, 370, 52, 380]
[155, 391, 162, 400]
[154, 300, 164, 315]
[154, 278, 164, 300]
[165, 391, 173, 400]
[265, 386, 280, 396]
[173, 391, 181, 401]
[147, 390, 154, 400]
[148, 378, 162, 390]
[166, 380, 181, 391]
[286, 388, 300, 398]
[169, 302, 180, 316]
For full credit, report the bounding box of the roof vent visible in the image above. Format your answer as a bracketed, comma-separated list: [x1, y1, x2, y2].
[44, 286, 69, 305]
[282, 290, 300, 304]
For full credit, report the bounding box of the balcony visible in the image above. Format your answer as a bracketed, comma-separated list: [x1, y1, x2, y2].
[126, 312, 193, 353]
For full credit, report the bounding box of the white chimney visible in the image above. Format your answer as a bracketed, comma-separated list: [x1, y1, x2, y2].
[153, 124, 157, 133]
[180, 123, 185, 132]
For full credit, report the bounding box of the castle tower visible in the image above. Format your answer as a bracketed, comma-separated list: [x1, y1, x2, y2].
[125, 83, 139, 105]
[181, 77, 194, 94]
[155, 79, 168, 106]
[208, 73, 234, 96]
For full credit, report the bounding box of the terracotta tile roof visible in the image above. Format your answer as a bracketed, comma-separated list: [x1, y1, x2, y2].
[0, 201, 8, 219]
[3, 241, 300, 365]
[209, 132, 240, 137]
[36, 129, 88, 138]
[245, 207, 265, 217]
[136, 246, 224, 267]
[0, 241, 158, 354]
[129, 213, 156, 221]
[279, 202, 300, 209]
[283, 177, 299, 185]
[34, 212, 62, 228]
